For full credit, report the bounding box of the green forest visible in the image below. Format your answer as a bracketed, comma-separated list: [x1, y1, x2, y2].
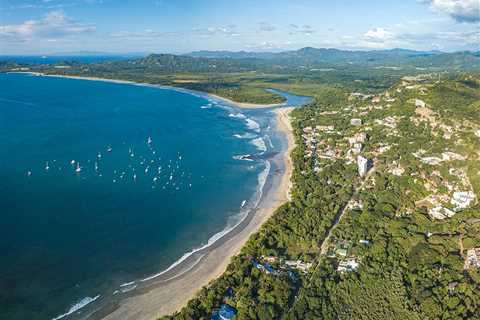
[1, 49, 479, 320]
[160, 74, 480, 320]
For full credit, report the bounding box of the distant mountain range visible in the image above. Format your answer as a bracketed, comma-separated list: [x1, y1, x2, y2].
[188, 48, 444, 60]
[186, 47, 479, 70]
[2, 47, 479, 73]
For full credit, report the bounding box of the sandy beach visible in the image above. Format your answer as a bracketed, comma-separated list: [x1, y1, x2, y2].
[86, 107, 296, 320]
[15, 72, 284, 109]
[206, 92, 285, 109]
[10, 71, 298, 319]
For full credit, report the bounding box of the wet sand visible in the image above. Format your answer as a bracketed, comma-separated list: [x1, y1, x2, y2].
[206, 93, 285, 109]
[15, 72, 284, 109]
[90, 107, 296, 320]
[11, 71, 297, 319]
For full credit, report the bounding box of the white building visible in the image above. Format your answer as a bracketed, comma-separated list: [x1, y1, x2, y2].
[350, 118, 362, 126]
[415, 99, 426, 108]
[357, 155, 368, 177]
[285, 260, 312, 273]
[429, 206, 456, 219]
[451, 191, 476, 211]
[348, 132, 367, 145]
[465, 248, 480, 269]
[337, 258, 359, 272]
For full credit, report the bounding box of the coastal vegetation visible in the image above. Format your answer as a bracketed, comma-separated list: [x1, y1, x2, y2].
[159, 74, 480, 319]
[1, 49, 479, 319]
[2, 48, 479, 105]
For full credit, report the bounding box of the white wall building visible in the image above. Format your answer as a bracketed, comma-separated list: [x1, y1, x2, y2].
[415, 99, 426, 108]
[357, 155, 368, 177]
[350, 118, 362, 126]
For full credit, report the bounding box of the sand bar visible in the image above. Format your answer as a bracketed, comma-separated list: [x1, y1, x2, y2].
[12, 72, 284, 109]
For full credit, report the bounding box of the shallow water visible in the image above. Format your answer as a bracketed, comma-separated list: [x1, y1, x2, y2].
[0, 73, 268, 320]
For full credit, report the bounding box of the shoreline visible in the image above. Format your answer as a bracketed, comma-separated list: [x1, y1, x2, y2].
[7, 71, 298, 320]
[206, 92, 285, 109]
[8, 72, 284, 109]
[86, 107, 296, 320]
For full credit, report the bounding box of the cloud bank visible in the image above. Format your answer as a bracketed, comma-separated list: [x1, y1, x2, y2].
[0, 10, 95, 42]
[425, 0, 480, 22]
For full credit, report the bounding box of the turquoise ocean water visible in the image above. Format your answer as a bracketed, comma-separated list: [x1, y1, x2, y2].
[0, 73, 310, 320]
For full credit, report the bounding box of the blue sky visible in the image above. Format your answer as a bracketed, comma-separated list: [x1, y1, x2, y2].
[0, 0, 478, 54]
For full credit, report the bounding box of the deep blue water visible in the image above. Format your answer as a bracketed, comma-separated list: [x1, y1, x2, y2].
[0, 73, 271, 320]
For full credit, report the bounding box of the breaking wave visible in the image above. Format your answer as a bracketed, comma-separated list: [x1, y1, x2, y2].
[251, 137, 267, 152]
[139, 160, 270, 283]
[245, 118, 260, 132]
[229, 113, 246, 119]
[51, 295, 101, 320]
[233, 133, 257, 139]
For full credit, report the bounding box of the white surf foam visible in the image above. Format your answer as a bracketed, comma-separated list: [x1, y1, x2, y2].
[232, 154, 254, 161]
[140, 160, 271, 283]
[266, 135, 274, 149]
[229, 113, 246, 119]
[120, 285, 137, 293]
[120, 281, 135, 287]
[251, 137, 267, 152]
[233, 133, 257, 139]
[52, 295, 101, 320]
[245, 118, 260, 132]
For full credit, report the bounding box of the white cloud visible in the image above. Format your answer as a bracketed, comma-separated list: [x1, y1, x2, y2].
[425, 0, 480, 22]
[259, 22, 275, 32]
[192, 25, 239, 37]
[0, 10, 95, 42]
[110, 29, 176, 40]
[363, 27, 394, 43]
[357, 22, 477, 50]
[289, 24, 315, 36]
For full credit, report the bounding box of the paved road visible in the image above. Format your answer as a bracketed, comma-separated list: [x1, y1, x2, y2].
[320, 166, 376, 255]
[283, 165, 376, 319]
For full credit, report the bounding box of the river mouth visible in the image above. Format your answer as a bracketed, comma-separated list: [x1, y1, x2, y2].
[0, 73, 311, 320]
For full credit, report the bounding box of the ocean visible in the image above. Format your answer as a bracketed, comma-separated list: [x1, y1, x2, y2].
[0, 73, 310, 320]
[0, 55, 137, 64]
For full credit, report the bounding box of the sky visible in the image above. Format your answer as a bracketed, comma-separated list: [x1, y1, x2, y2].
[0, 0, 478, 55]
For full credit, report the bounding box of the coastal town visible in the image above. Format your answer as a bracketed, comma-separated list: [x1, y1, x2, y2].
[161, 73, 479, 320]
[1, 1, 479, 319]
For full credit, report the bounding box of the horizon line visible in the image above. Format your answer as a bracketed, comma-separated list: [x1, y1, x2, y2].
[1, 46, 478, 57]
